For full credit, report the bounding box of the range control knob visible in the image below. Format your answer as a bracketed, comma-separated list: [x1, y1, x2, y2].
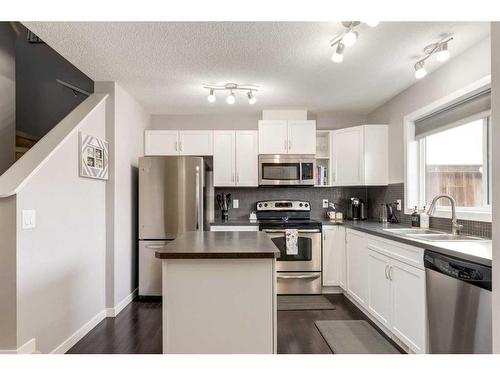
[258, 203, 262, 208]
[299, 203, 303, 207]
[264, 203, 268, 207]
[305, 203, 309, 208]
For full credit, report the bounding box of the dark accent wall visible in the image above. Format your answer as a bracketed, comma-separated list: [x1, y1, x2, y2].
[15, 23, 94, 138]
[216, 182, 492, 238]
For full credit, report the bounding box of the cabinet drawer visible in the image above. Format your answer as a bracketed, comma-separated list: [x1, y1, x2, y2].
[366, 235, 424, 270]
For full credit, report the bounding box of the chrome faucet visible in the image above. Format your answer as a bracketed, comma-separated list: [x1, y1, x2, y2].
[427, 194, 464, 235]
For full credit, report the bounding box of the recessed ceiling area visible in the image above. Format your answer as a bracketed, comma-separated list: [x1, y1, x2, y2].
[23, 21, 490, 115]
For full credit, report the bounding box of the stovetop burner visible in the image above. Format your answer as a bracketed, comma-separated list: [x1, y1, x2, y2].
[256, 200, 321, 230]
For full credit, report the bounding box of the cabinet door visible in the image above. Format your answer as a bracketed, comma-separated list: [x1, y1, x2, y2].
[390, 260, 426, 353]
[235, 131, 258, 186]
[287, 120, 316, 154]
[144, 130, 179, 155]
[213, 131, 235, 186]
[322, 226, 345, 286]
[346, 229, 368, 307]
[332, 126, 364, 185]
[179, 131, 213, 155]
[367, 247, 392, 326]
[258, 120, 288, 154]
[339, 227, 347, 290]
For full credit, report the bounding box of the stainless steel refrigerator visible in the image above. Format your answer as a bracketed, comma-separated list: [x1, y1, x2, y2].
[138, 156, 213, 297]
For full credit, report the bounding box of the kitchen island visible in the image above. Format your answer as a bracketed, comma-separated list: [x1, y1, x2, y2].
[155, 231, 280, 354]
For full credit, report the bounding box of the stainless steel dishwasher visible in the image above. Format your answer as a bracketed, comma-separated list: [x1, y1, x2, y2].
[424, 250, 492, 353]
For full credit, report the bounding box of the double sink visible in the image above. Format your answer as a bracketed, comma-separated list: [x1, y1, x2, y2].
[382, 228, 485, 242]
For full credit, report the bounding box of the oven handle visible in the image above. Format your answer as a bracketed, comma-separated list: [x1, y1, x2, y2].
[262, 229, 321, 233]
[277, 274, 320, 280]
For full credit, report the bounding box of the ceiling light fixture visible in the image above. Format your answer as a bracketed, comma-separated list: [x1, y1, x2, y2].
[329, 21, 378, 63]
[414, 61, 427, 79]
[207, 88, 216, 103]
[247, 90, 257, 105]
[413, 35, 453, 79]
[365, 21, 380, 27]
[203, 83, 259, 106]
[331, 42, 345, 63]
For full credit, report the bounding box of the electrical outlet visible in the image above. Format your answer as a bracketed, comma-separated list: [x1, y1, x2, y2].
[233, 199, 239, 209]
[322, 199, 329, 208]
[396, 199, 402, 211]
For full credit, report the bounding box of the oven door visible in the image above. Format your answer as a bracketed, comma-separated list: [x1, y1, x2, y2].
[263, 229, 321, 272]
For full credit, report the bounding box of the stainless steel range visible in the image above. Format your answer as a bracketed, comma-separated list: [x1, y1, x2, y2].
[257, 200, 322, 295]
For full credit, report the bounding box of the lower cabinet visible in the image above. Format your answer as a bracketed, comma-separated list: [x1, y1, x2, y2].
[346, 229, 368, 307]
[322, 225, 345, 287]
[367, 249, 392, 326]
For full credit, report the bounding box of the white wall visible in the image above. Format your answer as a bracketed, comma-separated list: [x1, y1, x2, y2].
[491, 22, 500, 353]
[96, 82, 150, 310]
[15, 100, 106, 353]
[368, 37, 491, 183]
[0, 23, 16, 176]
[150, 111, 366, 131]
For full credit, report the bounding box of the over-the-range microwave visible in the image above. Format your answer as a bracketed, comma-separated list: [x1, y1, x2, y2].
[258, 155, 316, 186]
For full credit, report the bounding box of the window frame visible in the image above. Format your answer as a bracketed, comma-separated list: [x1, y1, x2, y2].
[404, 77, 492, 223]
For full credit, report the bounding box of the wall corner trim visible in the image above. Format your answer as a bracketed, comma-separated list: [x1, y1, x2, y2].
[106, 288, 138, 318]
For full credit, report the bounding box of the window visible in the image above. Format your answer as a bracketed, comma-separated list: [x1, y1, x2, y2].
[419, 117, 491, 212]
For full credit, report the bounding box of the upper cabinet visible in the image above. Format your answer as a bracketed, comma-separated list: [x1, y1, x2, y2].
[144, 130, 213, 156]
[331, 125, 388, 186]
[213, 130, 258, 187]
[258, 120, 316, 155]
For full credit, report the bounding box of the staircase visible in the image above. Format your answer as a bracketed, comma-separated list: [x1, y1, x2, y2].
[16, 131, 40, 160]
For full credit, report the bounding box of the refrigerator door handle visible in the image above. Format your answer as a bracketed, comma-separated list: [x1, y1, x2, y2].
[195, 166, 201, 231]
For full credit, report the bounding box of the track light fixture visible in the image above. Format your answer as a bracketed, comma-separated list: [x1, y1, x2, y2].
[330, 21, 379, 63]
[204, 83, 259, 105]
[413, 35, 453, 79]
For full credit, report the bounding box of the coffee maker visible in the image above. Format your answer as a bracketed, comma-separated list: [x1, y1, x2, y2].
[347, 197, 367, 221]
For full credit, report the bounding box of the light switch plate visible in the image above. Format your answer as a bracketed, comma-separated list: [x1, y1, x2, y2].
[22, 209, 36, 229]
[233, 199, 239, 209]
[322, 199, 329, 208]
[396, 200, 402, 211]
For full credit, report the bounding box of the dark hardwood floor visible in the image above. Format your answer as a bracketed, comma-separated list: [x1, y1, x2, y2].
[68, 294, 401, 354]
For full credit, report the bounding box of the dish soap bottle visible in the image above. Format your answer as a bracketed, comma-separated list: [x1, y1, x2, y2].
[411, 206, 420, 227]
[420, 206, 429, 229]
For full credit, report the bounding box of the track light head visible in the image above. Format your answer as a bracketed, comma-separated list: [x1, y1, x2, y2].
[247, 91, 257, 105]
[207, 89, 216, 103]
[331, 42, 345, 63]
[226, 90, 236, 105]
[414, 61, 427, 79]
[342, 30, 358, 47]
[436, 42, 450, 62]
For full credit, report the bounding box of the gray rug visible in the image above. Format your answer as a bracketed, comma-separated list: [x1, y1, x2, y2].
[315, 320, 400, 354]
[277, 295, 336, 311]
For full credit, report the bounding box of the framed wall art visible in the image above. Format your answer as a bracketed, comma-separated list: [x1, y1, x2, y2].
[79, 132, 109, 180]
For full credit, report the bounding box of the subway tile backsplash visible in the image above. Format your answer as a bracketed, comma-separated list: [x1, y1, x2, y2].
[215, 182, 492, 238]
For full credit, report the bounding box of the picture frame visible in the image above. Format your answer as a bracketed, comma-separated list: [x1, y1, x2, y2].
[79, 132, 109, 180]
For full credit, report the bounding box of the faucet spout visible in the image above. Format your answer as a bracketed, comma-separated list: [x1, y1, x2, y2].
[426, 194, 463, 235]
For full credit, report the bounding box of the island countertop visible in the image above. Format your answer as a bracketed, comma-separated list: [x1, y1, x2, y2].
[155, 231, 280, 259]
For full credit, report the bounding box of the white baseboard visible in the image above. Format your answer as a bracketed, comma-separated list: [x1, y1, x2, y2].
[50, 310, 107, 354]
[321, 285, 343, 294]
[106, 288, 137, 318]
[0, 338, 36, 354]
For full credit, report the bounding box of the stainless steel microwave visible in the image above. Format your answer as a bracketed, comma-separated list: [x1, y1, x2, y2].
[258, 155, 316, 186]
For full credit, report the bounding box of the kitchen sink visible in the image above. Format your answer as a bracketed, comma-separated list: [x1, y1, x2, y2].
[382, 228, 442, 235]
[406, 233, 486, 242]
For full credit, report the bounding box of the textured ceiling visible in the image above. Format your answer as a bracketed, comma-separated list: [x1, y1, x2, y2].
[23, 22, 490, 115]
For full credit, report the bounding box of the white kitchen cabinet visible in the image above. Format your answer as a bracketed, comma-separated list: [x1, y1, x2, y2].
[287, 121, 317, 154]
[213, 131, 236, 186]
[331, 125, 388, 186]
[258, 120, 316, 155]
[235, 131, 258, 186]
[179, 131, 213, 155]
[345, 229, 368, 307]
[322, 225, 345, 287]
[145, 130, 179, 155]
[367, 248, 392, 326]
[145, 130, 213, 156]
[390, 258, 426, 354]
[213, 130, 258, 187]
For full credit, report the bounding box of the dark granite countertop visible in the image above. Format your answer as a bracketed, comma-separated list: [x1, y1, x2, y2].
[155, 231, 280, 259]
[319, 219, 492, 267]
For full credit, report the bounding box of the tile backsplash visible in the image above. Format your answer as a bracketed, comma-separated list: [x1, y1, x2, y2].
[215, 182, 492, 238]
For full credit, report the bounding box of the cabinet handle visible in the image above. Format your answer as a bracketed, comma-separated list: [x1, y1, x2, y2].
[284, 140, 287, 151]
[384, 265, 389, 280]
[288, 140, 291, 150]
[236, 172, 239, 184]
[179, 141, 183, 152]
[389, 266, 394, 281]
[175, 141, 178, 151]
